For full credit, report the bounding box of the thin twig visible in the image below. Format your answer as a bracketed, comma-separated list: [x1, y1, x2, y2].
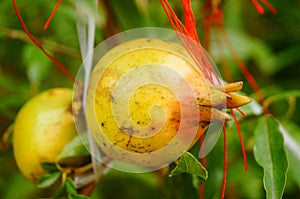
[1, 27, 80, 58]
[72, 163, 94, 177]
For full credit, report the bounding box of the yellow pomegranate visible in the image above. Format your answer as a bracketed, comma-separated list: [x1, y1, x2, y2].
[86, 38, 251, 167]
[13, 88, 77, 182]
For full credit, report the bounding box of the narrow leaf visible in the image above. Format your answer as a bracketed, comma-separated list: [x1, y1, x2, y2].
[279, 123, 300, 187]
[69, 193, 91, 199]
[53, 185, 66, 199]
[22, 44, 51, 84]
[65, 177, 77, 195]
[40, 162, 59, 173]
[57, 135, 90, 162]
[169, 152, 207, 181]
[37, 171, 61, 188]
[253, 115, 288, 199]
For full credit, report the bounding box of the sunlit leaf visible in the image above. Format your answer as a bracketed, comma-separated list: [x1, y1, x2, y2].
[69, 193, 91, 199]
[254, 115, 288, 199]
[40, 162, 59, 173]
[37, 171, 61, 188]
[169, 152, 207, 181]
[57, 135, 90, 162]
[65, 177, 90, 198]
[65, 177, 77, 195]
[279, 123, 300, 187]
[22, 44, 51, 85]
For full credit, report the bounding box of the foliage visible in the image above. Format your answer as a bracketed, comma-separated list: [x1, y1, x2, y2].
[0, 0, 300, 198]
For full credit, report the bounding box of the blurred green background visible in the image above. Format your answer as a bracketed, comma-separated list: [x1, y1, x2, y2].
[0, 0, 299, 198]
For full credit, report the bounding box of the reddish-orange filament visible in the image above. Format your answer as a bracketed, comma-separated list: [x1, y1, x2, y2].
[44, 0, 62, 30]
[160, 0, 220, 84]
[251, 0, 277, 15]
[13, 0, 268, 198]
[260, 0, 277, 15]
[231, 109, 248, 172]
[251, 0, 265, 14]
[160, 0, 258, 198]
[201, 2, 265, 103]
[236, 107, 247, 117]
[221, 124, 227, 199]
[12, 0, 78, 86]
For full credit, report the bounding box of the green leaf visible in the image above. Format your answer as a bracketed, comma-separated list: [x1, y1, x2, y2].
[65, 177, 91, 199]
[53, 185, 66, 199]
[263, 90, 300, 109]
[191, 175, 202, 190]
[65, 177, 77, 195]
[40, 162, 59, 173]
[37, 171, 61, 188]
[69, 193, 91, 199]
[57, 135, 90, 162]
[22, 44, 51, 85]
[286, 143, 300, 188]
[169, 152, 208, 181]
[279, 122, 300, 187]
[253, 115, 288, 199]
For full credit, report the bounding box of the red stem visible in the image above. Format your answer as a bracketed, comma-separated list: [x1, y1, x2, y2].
[200, 183, 205, 199]
[221, 124, 227, 199]
[182, 0, 199, 42]
[12, 0, 77, 85]
[44, 0, 62, 30]
[251, 0, 265, 14]
[260, 0, 277, 15]
[160, 0, 221, 85]
[236, 107, 247, 117]
[230, 109, 248, 172]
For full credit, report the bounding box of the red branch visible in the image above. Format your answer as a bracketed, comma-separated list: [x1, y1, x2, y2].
[44, 0, 62, 30]
[251, 0, 265, 14]
[260, 0, 277, 15]
[251, 0, 277, 15]
[221, 124, 227, 199]
[231, 109, 248, 172]
[236, 107, 247, 117]
[12, 0, 77, 85]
